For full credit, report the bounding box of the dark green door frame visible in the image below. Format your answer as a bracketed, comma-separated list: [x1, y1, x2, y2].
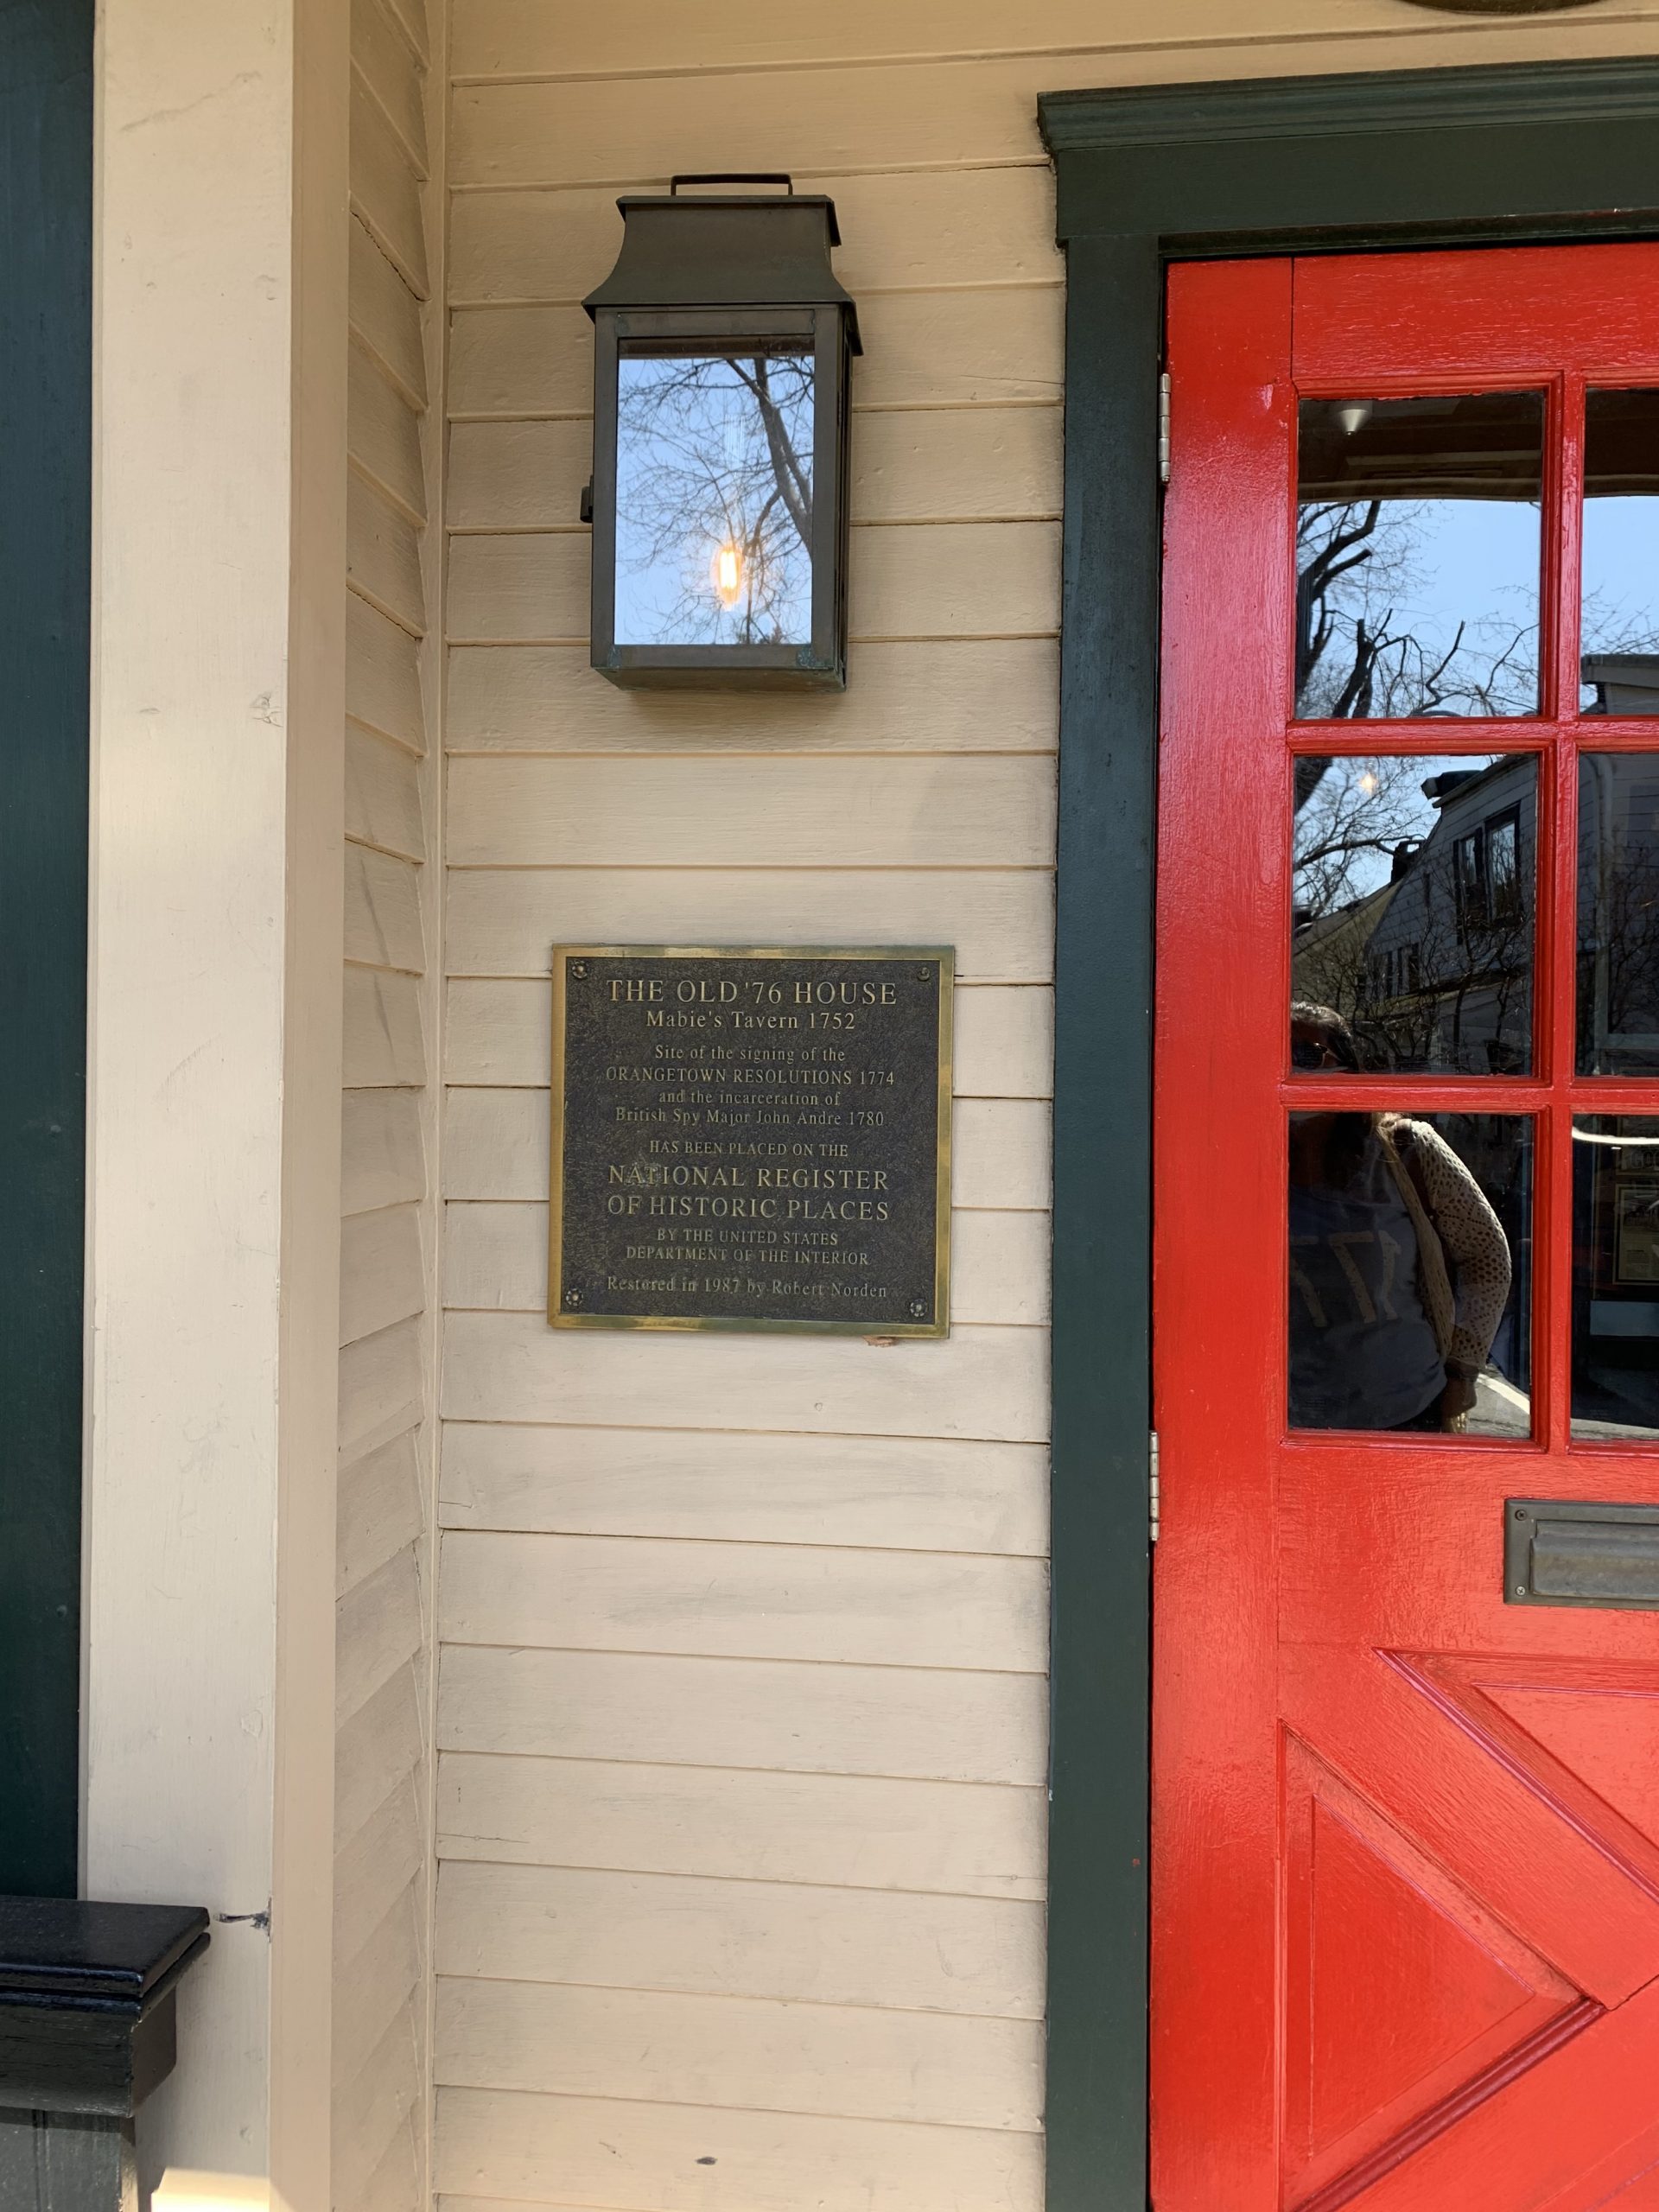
[1039, 56, 1659, 2212]
[0, 0, 94, 1895]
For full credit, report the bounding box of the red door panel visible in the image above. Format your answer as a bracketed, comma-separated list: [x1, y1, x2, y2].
[1154, 246, 1659, 2211]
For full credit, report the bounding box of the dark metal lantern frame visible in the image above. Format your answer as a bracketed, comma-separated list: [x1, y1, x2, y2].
[583, 178, 861, 688]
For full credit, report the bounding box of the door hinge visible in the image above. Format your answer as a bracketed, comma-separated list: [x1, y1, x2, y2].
[1158, 371, 1171, 486]
[1149, 1431, 1160, 1543]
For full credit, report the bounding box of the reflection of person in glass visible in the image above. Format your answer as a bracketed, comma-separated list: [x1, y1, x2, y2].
[1289, 1002, 1512, 1432]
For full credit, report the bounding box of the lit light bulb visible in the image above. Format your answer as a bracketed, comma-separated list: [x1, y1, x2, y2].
[1357, 769, 1380, 798]
[712, 543, 743, 606]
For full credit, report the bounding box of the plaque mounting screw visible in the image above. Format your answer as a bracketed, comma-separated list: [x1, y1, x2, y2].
[564, 1288, 582, 1309]
[909, 1299, 927, 1319]
[570, 960, 588, 980]
[916, 966, 932, 982]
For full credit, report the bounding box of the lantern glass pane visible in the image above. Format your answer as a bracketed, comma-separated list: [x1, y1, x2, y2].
[613, 344, 816, 646]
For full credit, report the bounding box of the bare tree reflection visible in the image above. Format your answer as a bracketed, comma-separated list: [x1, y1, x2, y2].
[614, 352, 814, 645]
[1295, 500, 1537, 721]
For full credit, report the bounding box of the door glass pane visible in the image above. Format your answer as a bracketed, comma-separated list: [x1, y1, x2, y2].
[1573, 1117, 1659, 1439]
[1296, 393, 1543, 720]
[1293, 753, 1537, 1073]
[1577, 754, 1659, 1074]
[1287, 1086, 1533, 1437]
[1580, 389, 1659, 715]
[614, 344, 815, 645]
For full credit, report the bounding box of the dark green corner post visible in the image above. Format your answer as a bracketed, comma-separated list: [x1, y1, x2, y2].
[0, 0, 93, 1894]
[1043, 229, 1160, 2212]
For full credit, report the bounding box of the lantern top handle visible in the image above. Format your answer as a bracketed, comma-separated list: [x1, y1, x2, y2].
[584, 177, 860, 351]
[671, 174, 795, 195]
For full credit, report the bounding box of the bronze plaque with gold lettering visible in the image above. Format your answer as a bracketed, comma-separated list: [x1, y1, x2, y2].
[550, 946, 953, 1335]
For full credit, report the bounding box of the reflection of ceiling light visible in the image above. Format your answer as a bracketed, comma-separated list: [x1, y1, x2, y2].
[1336, 401, 1373, 439]
[1573, 1129, 1659, 1147]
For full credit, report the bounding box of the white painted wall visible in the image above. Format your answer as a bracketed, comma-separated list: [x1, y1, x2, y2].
[431, 4, 1659, 2211]
[86, 0, 347, 2203]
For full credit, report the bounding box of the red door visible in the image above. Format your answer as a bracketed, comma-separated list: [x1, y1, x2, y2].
[1154, 245, 1659, 2211]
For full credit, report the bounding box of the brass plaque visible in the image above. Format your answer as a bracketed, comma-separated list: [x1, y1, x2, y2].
[550, 946, 953, 1335]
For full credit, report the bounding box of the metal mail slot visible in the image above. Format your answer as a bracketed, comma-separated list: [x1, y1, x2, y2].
[1506, 1499, 1659, 1611]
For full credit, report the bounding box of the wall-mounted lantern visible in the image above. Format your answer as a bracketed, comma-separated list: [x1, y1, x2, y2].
[582, 175, 861, 689]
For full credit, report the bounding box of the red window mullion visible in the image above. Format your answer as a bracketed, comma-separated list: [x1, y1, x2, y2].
[1541, 378, 1586, 1450]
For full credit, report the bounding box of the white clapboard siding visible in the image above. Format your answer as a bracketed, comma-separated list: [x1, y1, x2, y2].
[444, 863, 1054, 981]
[336, 1771, 427, 1967]
[435, 1976, 1045, 2131]
[335, 2007, 423, 2212]
[343, 1086, 426, 1216]
[448, 288, 1064, 421]
[450, 0, 1608, 75]
[442, 1088, 1047, 1210]
[448, 168, 1061, 306]
[448, 407, 1058, 531]
[344, 965, 426, 1089]
[346, 843, 425, 974]
[337, 1661, 427, 1846]
[352, 0, 427, 174]
[442, 1199, 1047, 1327]
[441, 977, 1052, 1096]
[448, 303, 593, 419]
[446, 520, 1061, 645]
[446, 754, 1056, 869]
[347, 588, 426, 748]
[442, 1312, 1047, 1443]
[339, 1318, 425, 1468]
[337, 1540, 424, 1726]
[437, 1752, 1045, 1900]
[339, 1427, 425, 1597]
[334, 1878, 423, 2088]
[442, 1529, 1047, 1671]
[448, 35, 1659, 192]
[343, 4, 431, 2204]
[350, 471, 426, 636]
[347, 723, 425, 856]
[443, 638, 1059, 756]
[438, 1645, 1048, 1787]
[359, 2126, 420, 2212]
[340, 1203, 425, 1347]
[436, 2088, 1045, 2212]
[957, 1097, 1052, 1211]
[352, 217, 427, 412]
[438, 1421, 1047, 1554]
[341, 1306, 424, 1457]
[382, 0, 429, 63]
[350, 341, 427, 525]
[351, 76, 428, 299]
[437, 1859, 1044, 2018]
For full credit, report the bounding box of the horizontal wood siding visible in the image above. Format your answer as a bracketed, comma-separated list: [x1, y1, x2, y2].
[437, 3, 1058, 2187]
[434, 3, 1659, 2206]
[340, 0, 439, 2206]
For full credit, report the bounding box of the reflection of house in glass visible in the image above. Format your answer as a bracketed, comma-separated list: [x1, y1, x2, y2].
[1294, 758, 1535, 1076]
[1578, 752, 1659, 1075]
[1582, 652, 1659, 715]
